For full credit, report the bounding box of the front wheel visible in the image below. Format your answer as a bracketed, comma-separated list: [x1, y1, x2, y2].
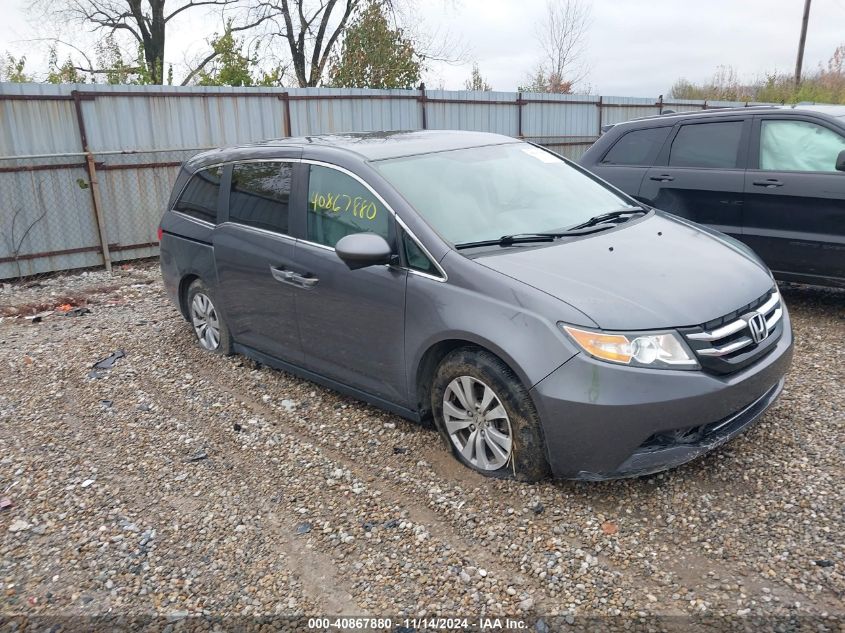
[186, 279, 233, 355]
[431, 348, 550, 482]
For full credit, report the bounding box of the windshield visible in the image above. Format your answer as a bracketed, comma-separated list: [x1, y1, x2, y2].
[373, 142, 638, 245]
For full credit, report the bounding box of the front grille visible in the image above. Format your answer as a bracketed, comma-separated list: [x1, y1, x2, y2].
[680, 287, 783, 375]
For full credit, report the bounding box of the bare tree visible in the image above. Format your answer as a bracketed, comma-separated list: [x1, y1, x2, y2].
[31, 0, 265, 84]
[1, 179, 48, 280]
[251, 0, 360, 87]
[527, 0, 590, 93]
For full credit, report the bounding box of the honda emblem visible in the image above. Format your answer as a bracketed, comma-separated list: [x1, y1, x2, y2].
[747, 312, 769, 344]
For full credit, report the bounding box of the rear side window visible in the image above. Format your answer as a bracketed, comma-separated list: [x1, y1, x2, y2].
[229, 162, 293, 234]
[601, 127, 671, 165]
[669, 121, 743, 169]
[173, 166, 222, 224]
[306, 165, 389, 248]
[760, 119, 845, 172]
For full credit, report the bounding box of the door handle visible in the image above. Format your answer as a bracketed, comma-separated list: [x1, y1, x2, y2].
[291, 273, 319, 288]
[270, 266, 319, 288]
[649, 174, 674, 182]
[752, 179, 784, 188]
[270, 266, 297, 284]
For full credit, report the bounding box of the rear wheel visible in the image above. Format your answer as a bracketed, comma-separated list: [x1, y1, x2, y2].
[431, 348, 550, 481]
[186, 279, 232, 355]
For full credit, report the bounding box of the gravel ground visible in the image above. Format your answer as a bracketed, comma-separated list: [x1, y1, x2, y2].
[0, 262, 842, 630]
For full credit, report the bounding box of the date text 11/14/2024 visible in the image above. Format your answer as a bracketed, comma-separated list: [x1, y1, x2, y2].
[306, 617, 529, 630]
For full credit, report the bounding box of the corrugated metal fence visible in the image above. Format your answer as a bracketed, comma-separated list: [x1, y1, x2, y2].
[0, 83, 771, 279]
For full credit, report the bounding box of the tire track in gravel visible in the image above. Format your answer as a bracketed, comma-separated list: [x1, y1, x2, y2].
[183, 352, 538, 598]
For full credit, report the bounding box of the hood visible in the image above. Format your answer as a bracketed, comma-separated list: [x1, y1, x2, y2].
[476, 212, 774, 330]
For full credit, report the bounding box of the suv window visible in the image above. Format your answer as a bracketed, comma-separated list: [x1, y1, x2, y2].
[229, 162, 293, 233]
[760, 119, 845, 172]
[602, 127, 671, 165]
[307, 165, 390, 248]
[173, 166, 223, 223]
[669, 121, 743, 169]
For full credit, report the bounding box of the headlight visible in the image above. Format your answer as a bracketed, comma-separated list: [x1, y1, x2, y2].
[560, 324, 699, 370]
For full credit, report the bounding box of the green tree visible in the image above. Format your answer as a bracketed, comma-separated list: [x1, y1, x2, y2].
[90, 34, 157, 84]
[254, 64, 288, 87]
[0, 53, 30, 82]
[46, 46, 88, 83]
[197, 24, 254, 86]
[329, 1, 421, 89]
[465, 62, 491, 91]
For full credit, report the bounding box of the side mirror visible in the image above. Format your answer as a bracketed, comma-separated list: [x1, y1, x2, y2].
[836, 149, 845, 172]
[335, 233, 393, 270]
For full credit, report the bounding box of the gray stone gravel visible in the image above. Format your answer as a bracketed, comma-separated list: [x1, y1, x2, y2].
[0, 262, 842, 626]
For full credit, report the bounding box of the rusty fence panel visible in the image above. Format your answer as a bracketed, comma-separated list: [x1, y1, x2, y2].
[0, 83, 782, 280]
[0, 148, 198, 280]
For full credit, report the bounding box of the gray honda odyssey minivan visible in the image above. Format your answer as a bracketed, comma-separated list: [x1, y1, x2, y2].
[159, 130, 793, 481]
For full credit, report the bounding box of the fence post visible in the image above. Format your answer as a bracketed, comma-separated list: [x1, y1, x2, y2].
[418, 83, 428, 130]
[71, 90, 112, 274]
[597, 95, 603, 136]
[84, 154, 112, 274]
[280, 92, 292, 137]
[517, 92, 523, 138]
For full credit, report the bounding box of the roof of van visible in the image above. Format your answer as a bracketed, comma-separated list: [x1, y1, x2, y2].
[184, 130, 519, 171]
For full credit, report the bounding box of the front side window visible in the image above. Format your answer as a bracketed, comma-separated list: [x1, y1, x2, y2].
[229, 162, 293, 233]
[306, 165, 389, 247]
[173, 166, 222, 223]
[602, 127, 671, 166]
[669, 121, 743, 169]
[403, 232, 438, 275]
[760, 119, 845, 172]
[374, 143, 637, 246]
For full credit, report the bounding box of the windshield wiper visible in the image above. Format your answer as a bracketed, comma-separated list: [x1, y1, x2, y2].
[455, 225, 614, 250]
[567, 207, 647, 231]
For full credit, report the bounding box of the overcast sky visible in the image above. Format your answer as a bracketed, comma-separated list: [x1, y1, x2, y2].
[1, 0, 843, 96]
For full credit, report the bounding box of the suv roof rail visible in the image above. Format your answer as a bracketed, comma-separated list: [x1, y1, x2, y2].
[627, 105, 783, 124]
[602, 104, 792, 133]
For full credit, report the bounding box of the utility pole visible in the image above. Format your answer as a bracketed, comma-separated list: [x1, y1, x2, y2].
[794, 0, 812, 86]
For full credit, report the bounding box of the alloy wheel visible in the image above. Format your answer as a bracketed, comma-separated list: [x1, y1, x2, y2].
[190, 292, 221, 351]
[442, 376, 513, 471]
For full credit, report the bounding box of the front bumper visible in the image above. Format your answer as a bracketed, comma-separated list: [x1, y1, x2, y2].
[530, 309, 794, 479]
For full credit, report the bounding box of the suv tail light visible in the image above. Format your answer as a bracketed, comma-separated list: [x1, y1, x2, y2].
[157, 226, 163, 242]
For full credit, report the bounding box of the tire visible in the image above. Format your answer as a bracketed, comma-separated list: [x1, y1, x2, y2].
[431, 347, 550, 482]
[185, 279, 233, 356]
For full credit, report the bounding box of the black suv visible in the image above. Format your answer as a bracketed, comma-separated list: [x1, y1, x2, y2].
[580, 106, 845, 288]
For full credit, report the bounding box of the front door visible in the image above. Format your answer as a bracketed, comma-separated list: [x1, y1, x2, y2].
[293, 163, 408, 405]
[214, 159, 303, 364]
[743, 116, 845, 282]
[589, 125, 673, 200]
[639, 118, 749, 240]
